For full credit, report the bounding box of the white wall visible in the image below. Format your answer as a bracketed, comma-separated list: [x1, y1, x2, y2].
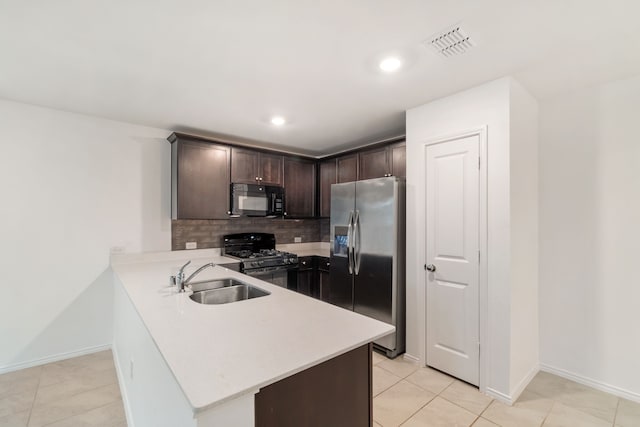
[0, 99, 171, 371]
[509, 81, 540, 394]
[539, 75, 640, 399]
[406, 78, 513, 397]
[113, 277, 196, 427]
[406, 77, 539, 401]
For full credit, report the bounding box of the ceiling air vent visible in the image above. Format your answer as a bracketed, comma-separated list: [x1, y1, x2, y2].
[425, 26, 474, 58]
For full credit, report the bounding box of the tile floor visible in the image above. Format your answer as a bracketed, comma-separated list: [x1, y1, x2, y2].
[2, 349, 639, 427]
[372, 351, 640, 427]
[0, 350, 126, 427]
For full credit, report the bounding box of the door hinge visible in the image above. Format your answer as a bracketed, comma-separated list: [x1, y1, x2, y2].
[478, 157, 481, 170]
[478, 250, 480, 263]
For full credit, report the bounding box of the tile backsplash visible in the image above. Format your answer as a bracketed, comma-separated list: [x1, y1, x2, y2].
[172, 218, 331, 250]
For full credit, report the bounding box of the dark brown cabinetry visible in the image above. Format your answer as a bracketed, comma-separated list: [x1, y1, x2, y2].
[296, 257, 316, 297]
[283, 157, 316, 218]
[337, 153, 358, 183]
[358, 142, 406, 180]
[318, 159, 337, 217]
[255, 343, 372, 427]
[390, 142, 406, 178]
[358, 146, 389, 180]
[318, 141, 405, 217]
[168, 132, 406, 220]
[296, 256, 329, 300]
[231, 147, 283, 186]
[318, 153, 357, 218]
[171, 138, 230, 219]
[318, 258, 331, 301]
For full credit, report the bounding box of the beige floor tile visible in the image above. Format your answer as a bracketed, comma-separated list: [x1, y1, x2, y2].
[41, 400, 126, 427]
[39, 362, 116, 389]
[54, 352, 114, 371]
[373, 366, 402, 397]
[482, 390, 553, 427]
[0, 368, 41, 387]
[526, 371, 569, 399]
[555, 381, 618, 423]
[543, 402, 611, 427]
[0, 377, 39, 401]
[616, 398, 640, 427]
[402, 396, 477, 427]
[0, 409, 30, 427]
[440, 380, 492, 415]
[471, 418, 499, 427]
[406, 367, 455, 395]
[34, 368, 117, 407]
[372, 351, 387, 365]
[377, 357, 419, 379]
[28, 383, 121, 427]
[373, 380, 434, 426]
[0, 390, 36, 419]
[374, 422, 382, 427]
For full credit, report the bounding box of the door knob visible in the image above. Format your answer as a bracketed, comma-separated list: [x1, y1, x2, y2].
[426, 264, 436, 272]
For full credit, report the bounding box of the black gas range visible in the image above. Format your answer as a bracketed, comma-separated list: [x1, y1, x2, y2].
[223, 233, 298, 288]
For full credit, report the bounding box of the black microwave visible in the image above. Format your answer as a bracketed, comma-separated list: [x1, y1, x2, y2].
[230, 183, 285, 217]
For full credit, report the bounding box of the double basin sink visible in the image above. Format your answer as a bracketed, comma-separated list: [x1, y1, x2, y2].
[188, 278, 270, 305]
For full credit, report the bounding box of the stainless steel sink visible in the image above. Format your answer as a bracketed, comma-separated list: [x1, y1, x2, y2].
[188, 278, 244, 293]
[189, 280, 270, 305]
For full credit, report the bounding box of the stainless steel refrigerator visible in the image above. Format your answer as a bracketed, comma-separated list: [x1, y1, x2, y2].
[329, 176, 405, 357]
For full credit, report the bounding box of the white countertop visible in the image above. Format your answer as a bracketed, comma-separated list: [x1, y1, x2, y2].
[277, 242, 330, 258]
[111, 250, 393, 413]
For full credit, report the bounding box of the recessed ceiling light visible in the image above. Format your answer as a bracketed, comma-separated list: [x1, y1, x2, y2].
[270, 116, 286, 126]
[379, 57, 402, 73]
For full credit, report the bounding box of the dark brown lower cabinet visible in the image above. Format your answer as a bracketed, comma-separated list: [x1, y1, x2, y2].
[296, 257, 329, 300]
[255, 343, 372, 427]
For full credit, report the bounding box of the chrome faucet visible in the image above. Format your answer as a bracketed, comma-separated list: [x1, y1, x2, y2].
[171, 261, 216, 292]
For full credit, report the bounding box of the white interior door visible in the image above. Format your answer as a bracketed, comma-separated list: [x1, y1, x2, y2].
[425, 135, 480, 386]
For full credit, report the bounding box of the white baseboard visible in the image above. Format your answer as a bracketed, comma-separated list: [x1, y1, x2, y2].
[112, 343, 135, 427]
[485, 387, 512, 405]
[0, 344, 112, 375]
[509, 364, 540, 404]
[540, 363, 640, 403]
[403, 353, 421, 364]
[484, 365, 539, 406]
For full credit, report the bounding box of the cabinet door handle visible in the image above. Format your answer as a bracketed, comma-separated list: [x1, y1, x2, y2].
[255, 176, 259, 181]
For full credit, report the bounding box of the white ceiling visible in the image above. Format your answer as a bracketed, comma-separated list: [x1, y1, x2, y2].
[1, 0, 639, 155]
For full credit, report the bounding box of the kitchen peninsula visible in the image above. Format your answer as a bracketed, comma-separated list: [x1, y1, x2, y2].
[111, 248, 393, 427]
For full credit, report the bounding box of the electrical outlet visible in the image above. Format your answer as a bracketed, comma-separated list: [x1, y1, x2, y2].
[185, 241, 197, 250]
[130, 359, 134, 379]
[294, 237, 302, 243]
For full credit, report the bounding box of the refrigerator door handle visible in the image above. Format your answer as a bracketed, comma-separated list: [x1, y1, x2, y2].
[354, 209, 361, 275]
[347, 210, 354, 274]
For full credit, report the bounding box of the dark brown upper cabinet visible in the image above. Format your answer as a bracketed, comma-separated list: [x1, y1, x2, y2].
[231, 147, 283, 186]
[390, 142, 406, 178]
[358, 146, 389, 180]
[358, 142, 406, 180]
[283, 157, 316, 218]
[171, 138, 231, 219]
[318, 159, 337, 217]
[337, 153, 358, 183]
